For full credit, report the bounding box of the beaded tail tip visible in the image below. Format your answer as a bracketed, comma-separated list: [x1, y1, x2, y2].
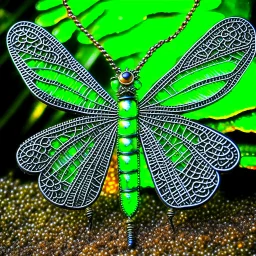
[167, 208, 175, 232]
[126, 218, 135, 248]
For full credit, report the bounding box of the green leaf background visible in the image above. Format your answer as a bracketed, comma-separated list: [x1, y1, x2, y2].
[0, 0, 255, 175]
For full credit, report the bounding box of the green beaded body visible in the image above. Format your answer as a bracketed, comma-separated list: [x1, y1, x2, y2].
[117, 96, 140, 217]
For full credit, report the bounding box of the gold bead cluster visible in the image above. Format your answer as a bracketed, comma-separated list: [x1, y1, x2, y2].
[0, 168, 255, 255]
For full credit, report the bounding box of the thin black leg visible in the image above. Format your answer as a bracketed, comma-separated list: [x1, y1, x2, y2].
[167, 208, 175, 232]
[86, 207, 93, 230]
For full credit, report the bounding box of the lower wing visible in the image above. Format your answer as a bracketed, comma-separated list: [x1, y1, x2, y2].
[17, 116, 117, 208]
[139, 112, 239, 208]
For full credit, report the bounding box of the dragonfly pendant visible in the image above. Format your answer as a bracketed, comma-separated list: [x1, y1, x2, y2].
[7, 17, 256, 247]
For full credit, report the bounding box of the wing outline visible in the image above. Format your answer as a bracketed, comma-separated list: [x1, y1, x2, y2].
[139, 112, 240, 208]
[139, 17, 256, 113]
[7, 21, 117, 117]
[17, 115, 117, 208]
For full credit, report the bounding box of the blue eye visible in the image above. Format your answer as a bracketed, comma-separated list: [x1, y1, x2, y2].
[119, 71, 134, 85]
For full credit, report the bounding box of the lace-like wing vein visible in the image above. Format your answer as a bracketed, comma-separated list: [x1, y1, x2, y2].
[139, 112, 240, 208]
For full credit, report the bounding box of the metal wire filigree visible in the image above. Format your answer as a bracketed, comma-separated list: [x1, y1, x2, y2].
[7, 18, 255, 212]
[139, 113, 239, 208]
[140, 18, 256, 112]
[17, 116, 117, 208]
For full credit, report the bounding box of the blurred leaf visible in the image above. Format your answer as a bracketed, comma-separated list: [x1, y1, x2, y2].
[36, 7, 67, 27]
[205, 110, 256, 134]
[36, 0, 98, 26]
[0, 0, 35, 34]
[218, 0, 252, 19]
[104, 12, 225, 60]
[183, 60, 256, 120]
[239, 144, 256, 170]
[0, 90, 29, 130]
[24, 102, 47, 132]
[78, 0, 222, 44]
[36, 0, 222, 42]
[36, 0, 63, 11]
[53, 6, 104, 42]
[52, 20, 76, 42]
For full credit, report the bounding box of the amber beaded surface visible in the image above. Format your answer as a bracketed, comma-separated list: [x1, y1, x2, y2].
[0, 156, 256, 255]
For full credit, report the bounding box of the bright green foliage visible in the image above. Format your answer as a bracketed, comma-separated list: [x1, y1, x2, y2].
[104, 12, 225, 62]
[36, 5, 66, 27]
[240, 156, 256, 169]
[205, 111, 256, 134]
[52, 21, 76, 43]
[239, 144, 256, 170]
[36, 0, 222, 42]
[36, 0, 67, 11]
[36, 0, 99, 25]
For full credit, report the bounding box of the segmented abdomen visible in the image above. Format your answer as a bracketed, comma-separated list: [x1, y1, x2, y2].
[117, 96, 139, 217]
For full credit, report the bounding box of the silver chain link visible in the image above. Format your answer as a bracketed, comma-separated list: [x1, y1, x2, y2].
[63, 0, 200, 75]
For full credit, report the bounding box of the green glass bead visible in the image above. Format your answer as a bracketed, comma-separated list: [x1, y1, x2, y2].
[119, 154, 138, 171]
[118, 100, 138, 118]
[120, 191, 139, 217]
[133, 79, 142, 90]
[118, 119, 137, 136]
[110, 79, 120, 91]
[118, 137, 137, 152]
[119, 172, 138, 190]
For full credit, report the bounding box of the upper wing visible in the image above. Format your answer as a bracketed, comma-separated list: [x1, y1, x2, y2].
[7, 21, 117, 116]
[17, 115, 117, 208]
[139, 113, 240, 208]
[139, 17, 256, 113]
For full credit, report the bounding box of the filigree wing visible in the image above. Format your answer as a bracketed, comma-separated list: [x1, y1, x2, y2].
[17, 116, 117, 208]
[7, 21, 117, 116]
[139, 17, 256, 113]
[139, 113, 240, 208]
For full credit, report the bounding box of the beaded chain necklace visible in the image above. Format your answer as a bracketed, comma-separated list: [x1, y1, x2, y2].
[63, 0, 200, 75]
